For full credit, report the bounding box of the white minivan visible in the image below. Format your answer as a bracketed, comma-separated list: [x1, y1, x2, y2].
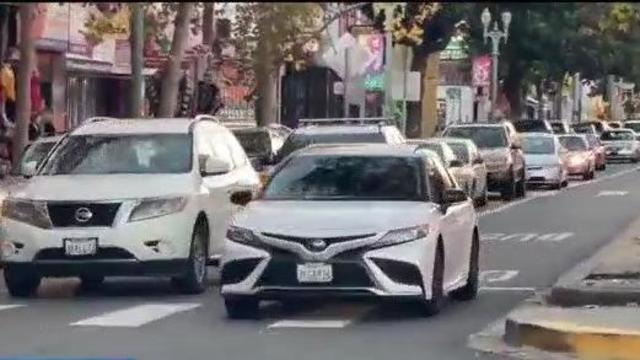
[0, 116, 260, 297]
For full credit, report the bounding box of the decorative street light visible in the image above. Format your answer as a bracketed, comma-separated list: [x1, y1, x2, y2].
[481, 7, 511, 121]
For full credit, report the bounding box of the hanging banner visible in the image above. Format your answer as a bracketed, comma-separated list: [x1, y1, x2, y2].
[472, 55, 491, 87]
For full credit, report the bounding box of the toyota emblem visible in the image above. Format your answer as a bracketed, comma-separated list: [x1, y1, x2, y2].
[74, 207, 93, 223]
[310, 239, 327, 250]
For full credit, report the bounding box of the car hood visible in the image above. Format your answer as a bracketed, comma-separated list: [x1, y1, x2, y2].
[233, 200, 440, 237]
[524, 154, 559, 166]
[479, 148, 510, 162]
[10, 174, 195, 201]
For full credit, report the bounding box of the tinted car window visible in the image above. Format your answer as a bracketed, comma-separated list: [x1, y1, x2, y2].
[601, 130, 635, 141]
[15, 141, 57, 175]
[522, 137, 555, 154]
[624, 123, 640, 133]
[448, 143, 470, 163]
[585, 134, 601, 148]
[443, 127, 507, 149]
[550, 123, 566, 134]
[277, 132, 386, 160]
[420, 143, 445, 162]
[559, 136, 587, 151]
[512, 121, 551, 133]
[232, 129, 272, 158]
[263, 155, 425, 201]
[573, 124, 596, 134]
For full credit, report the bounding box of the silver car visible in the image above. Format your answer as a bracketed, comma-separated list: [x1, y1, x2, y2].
[601, 129, 640, 163]
[443, 138, 488, 206]
[520, 133, 568, 190]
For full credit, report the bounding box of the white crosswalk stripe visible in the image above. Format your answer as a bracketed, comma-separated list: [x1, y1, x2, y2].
[70, 303, 201, 328]
[0, 304, 24, 312]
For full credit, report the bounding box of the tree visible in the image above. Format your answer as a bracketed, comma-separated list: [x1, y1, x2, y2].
[202, 2, 215, 48]
[12, 4, 36, 166]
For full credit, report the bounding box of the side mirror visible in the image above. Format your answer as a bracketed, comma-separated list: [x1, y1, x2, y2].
[440, 188, 467, 213]
[230, 190, 253, 206]
[200, 156, 231, 177]
[472, 157, 484, 165]
[449, 159, 463, 168]
[22, 160, 38, 178]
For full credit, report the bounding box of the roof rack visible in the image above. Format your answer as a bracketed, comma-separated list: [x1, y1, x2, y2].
[194, 114, 220, 123]
[299, 117, 395, 127]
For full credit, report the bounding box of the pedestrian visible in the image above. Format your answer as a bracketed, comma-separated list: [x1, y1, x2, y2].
[28, 111, 41, 142]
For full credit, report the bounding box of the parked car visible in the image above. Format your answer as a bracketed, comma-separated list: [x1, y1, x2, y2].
[441, 137, 488, 207]
[600, 129, 640, 163]
[0, 115, 261, 297]
[623, 120, 640, 140]
[408, 139, 475, 199]
[558, 134, 596, 180]
[579, 120, 610, 135]
[224, 121, 288, 172]
[511, 119, 554, 134]
[520, 133, 568, 190]
[275, 118, 405, 163]
[584, 133, 607, 170]
[220, 143, 479, 318]
[549, 121, 571, 134]
[608, 121, 623, 129]
[442, 123, 526, 201]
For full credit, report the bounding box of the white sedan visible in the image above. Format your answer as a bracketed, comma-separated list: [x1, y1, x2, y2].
[220, 143, 480, 319]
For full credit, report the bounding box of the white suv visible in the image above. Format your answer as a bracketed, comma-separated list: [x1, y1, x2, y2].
[0, 116, 260, 297]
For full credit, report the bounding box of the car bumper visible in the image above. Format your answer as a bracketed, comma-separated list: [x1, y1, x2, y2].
[526, 167, 562, 184]
[486, 168, 512, 189]
[1, 259, 189, 277]
[0, 210, 195, 276]
[566, 163, 589, 175]
[220, 233, 439, 301]
[605, 150, 636, 160]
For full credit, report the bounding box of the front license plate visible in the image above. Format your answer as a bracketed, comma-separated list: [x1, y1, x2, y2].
[64, 238, 98, 256]
[297, 263, 333, 283]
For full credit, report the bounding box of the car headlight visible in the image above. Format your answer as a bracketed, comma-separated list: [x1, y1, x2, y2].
[372, 225, 429, 249]
[128, 196, 187, 222]
[1, 199, 51, 229]
[226, 226, 261, 245]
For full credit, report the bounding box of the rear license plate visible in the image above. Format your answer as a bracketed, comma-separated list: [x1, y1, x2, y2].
[296, 263, 333, 283]
[64, 238, 98, 256]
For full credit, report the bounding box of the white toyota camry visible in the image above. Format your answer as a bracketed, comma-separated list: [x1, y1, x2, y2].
[220, 143, 480, 318]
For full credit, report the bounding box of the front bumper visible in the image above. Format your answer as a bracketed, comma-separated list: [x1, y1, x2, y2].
[2, 259, 188, 277]
[526, 166, 562, 185]
[605, 149, 637, 160]
[486, 167, 512, 189]
[220, 233, 439, 301]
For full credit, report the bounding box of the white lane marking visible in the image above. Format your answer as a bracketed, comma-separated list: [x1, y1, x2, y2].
[479, 165, 640, 217]
[0, 304, 24, 312]
[480, 270, 519, 284]
[481, 232, 574, 243]
[268, 320, 351, 329]
[596, 190, 628, 197]
[71, 303, 201, 327]
[479, 287, 535, 292]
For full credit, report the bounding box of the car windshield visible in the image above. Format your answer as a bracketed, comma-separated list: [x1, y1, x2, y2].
[233, 129, 271, 157]
[573, 124, 594, 134]
[263, 155, 425, 201]
[421, 143, 445, 162]
[14, 141, 57, 175]
[522, 137, 556, 154]
[624, 122, 640, 133]
[41, 134, 192, 175]
[601, 131, 635, 141]
[277, 132, 386, 160]
[559, 136, 587, 151]
[443, 127, 507, 149]
[550, 123, 565, 133]
[447, 143, 469, 163]
[585, 135, 600, 147]
[513, 121, 550, 133]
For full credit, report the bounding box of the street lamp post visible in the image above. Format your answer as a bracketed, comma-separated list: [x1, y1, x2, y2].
[481, 8, 511, 121]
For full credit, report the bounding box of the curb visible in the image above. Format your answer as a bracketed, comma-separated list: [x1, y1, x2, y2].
[504, 316, 640, 360]
[549, 213, 640, 307]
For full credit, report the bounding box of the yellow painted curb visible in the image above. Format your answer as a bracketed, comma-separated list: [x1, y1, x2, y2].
[511, 319, 640, 360]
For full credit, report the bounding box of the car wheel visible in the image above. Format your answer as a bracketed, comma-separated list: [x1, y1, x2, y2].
[475, 184, 488, 207]
[79, 274, 105, 291]
[516, 172, 527, 198]
[422, 241, 445, 316]
[582, 169, 591, 181]
[224, 296, 259, 319]
[633, 157, 639, 164]
[451, 230, 479, 301]
[3, 267, 40, 298]
[551, 181, 562, 190]
[172, 221, 209, 295]
[501, 173, 516, 201]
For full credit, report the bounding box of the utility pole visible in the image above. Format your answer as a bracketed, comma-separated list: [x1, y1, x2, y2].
[481, 8, 511, 122]
[344, 47, 350, 117]
[130, 3, 144, 117]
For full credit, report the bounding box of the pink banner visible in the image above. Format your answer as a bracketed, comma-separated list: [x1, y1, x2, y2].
[472, 55, 491, 87]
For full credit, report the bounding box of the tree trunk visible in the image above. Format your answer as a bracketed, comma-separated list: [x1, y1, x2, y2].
[12, 4, 35, 167]
[537, 80, 545, 121]
[406, 54, 427, 139]
[0, 5, 9, 62]
[254, 14, 278, 126]
[202, 3, 215, 49]
[503, 63, 523, 120]
[421, 51, 440, 138]
[158, 2, 193, 117]
[130, 3, 144, 117]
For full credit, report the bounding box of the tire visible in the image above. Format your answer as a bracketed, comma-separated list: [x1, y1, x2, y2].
[500, 173, 516, 201]
[516, 173, 527, 198]
[633, 157, 639, 164]
[3, 267, 40, 298]
[451, 230, 479, 302]
[172, 221, 209, 295]
[475, 184, 488, 207]
[225, 296, 259, 319]
[79, 274, 105, 291]
[551, 181, 562, 190]
[422, 241, 445, 316]
[582, 169, 591, 181]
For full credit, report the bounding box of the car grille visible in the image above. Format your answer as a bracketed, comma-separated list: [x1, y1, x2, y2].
[261, 232, 375, 252]
[527, 166, 543, 171]
[34, 247, 135, 261]
[256, 253, 374, 288]
[221, 258, 262, 285]
[528, 176, 547, 182]
[47, 202, 121, 228]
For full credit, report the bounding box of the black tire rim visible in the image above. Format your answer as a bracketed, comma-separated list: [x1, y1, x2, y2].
[193, 230, 207, 284]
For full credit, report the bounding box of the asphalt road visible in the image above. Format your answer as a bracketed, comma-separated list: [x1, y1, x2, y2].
[2, 162, 640, 360]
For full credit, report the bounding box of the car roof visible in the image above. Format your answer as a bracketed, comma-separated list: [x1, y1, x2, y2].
[603, 128, 634, 132]
[297, 143, 419, 157]
[293, 125, 387, 135]
[71, 117, 225, 135]
[446, 123, 504, 129]
[520, 132, 556, 138]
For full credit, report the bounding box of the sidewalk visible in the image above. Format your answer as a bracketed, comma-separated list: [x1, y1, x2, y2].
[503, 214, 640, 359]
